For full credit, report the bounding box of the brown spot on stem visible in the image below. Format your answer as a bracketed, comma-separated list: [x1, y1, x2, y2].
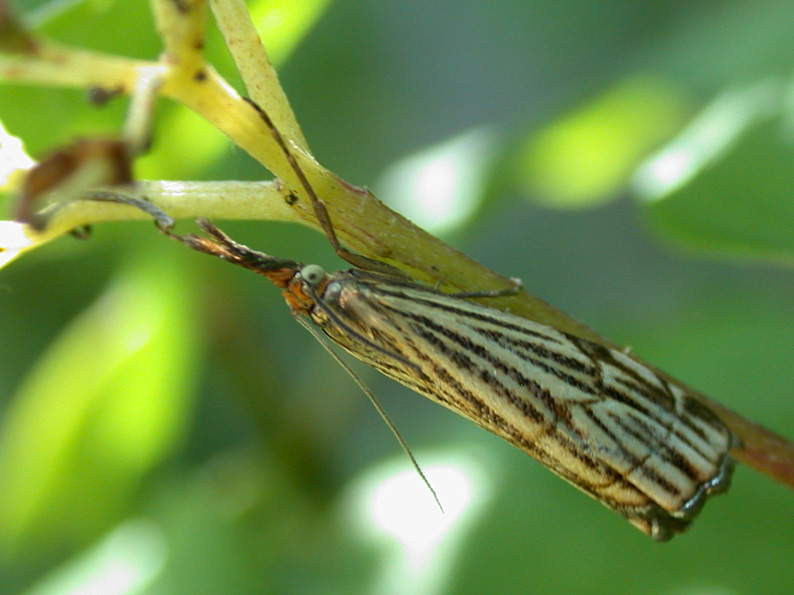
[87, 86, 124, 106]
[169, 0, 190, 14]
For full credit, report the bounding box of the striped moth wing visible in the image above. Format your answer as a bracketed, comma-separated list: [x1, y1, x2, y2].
[307, 268, 736, 541]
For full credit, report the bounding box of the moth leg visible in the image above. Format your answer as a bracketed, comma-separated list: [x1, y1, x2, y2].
[83, 190, 175, 231]
[311, 196, 408, 276]
[244, 98, 407, 277]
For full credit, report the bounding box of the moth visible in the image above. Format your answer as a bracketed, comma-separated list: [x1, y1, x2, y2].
[160, 100, 737, 541]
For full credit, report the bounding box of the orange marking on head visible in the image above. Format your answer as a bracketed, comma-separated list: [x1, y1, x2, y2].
[280, 271, 331, 315]
[261, 267, 298, 289]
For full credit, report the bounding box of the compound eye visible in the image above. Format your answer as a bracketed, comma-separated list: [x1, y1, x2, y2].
[300, 264, 326, 287]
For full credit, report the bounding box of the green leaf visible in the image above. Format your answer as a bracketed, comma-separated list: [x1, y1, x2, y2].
[20, 520, 166, 595]
[513, 74, 691, 208]
[0, 250, 201, 560]
[635, 79, 794, 264]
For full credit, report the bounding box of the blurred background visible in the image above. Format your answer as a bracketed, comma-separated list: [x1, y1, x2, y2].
[1, 0, 794, 593]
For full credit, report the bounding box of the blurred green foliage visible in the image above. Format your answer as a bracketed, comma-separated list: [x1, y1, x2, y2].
[1, 0, 793, 594]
